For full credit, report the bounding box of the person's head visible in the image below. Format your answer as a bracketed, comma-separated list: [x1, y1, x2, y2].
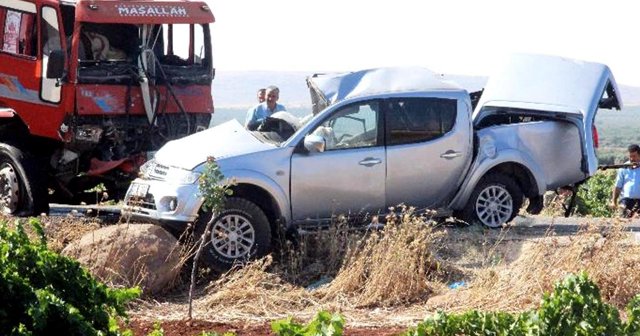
[628, 144, 640, 163]
[257, 88, 266, 103]
[265, 85, 280, 109]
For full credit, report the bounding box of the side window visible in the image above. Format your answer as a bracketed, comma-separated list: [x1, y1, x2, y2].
[41, 8, 61, 56]
[157, 24, 206, 65]
[311, 101, 380, 151]
[1, 8, 36, 57]
[385, 98, 457, 146]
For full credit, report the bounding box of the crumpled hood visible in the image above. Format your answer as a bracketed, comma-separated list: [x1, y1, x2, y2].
[153, 120, 275, 170]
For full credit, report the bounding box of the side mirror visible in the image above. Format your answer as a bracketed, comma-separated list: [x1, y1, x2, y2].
[46, 49, 65, 79]
[304, 134, 326, 153]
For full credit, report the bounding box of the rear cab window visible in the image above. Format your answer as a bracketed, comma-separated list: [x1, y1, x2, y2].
[384, 97, 457, 146]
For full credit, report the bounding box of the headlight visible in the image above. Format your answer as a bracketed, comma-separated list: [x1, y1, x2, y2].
[138, 159, 156, 178]
[165, 167, 201, 184]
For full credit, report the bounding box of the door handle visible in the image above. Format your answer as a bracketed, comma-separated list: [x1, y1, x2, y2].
[440, 150, 462, 159]
[359, 157, 382, 167]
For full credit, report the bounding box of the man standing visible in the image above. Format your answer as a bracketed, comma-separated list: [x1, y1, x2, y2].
[610, 144, 640, 217]
[245, 85, 286, 130]
[257, 88, 266, 103]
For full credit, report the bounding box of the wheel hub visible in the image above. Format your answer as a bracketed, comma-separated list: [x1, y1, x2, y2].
[475, 184, 513, 228]
[0, 164, 20, 214]
[211, 214, 256, 259]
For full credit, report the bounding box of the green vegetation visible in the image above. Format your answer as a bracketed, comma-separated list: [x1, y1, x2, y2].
[145, 323, 235, 336]
[271, 311, 345, 336]
[0, 218, 139, 335]
[575, 170, 617, 217]
[198, 156, 234, 213]
[596, 106, 640, 165]
[403, 272, 640, 336]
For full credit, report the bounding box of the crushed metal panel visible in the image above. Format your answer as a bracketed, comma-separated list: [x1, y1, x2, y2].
[473, 53, 622, 122]
[307, 67, 464, 108]
[479, 120, 584, 189]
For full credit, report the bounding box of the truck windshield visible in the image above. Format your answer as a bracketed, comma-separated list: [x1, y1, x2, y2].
[76, 23, 212, 85]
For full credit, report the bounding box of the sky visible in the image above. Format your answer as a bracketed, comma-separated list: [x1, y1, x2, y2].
[207, 0, 640, 87]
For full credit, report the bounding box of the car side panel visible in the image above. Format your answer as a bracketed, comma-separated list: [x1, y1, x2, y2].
[385, 99, 472, 209]
[450, 120, 582, 210]
[290, 147, 386, 221]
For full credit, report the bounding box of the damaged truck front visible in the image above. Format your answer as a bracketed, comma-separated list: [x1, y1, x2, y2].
[0, 0, 214, 215]
[123, 54, 621, 270]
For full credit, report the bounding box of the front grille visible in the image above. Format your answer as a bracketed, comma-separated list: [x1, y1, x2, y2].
[125, 194, 156, 210]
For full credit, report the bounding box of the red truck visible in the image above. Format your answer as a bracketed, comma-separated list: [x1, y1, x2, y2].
[0, 0, 215, 215]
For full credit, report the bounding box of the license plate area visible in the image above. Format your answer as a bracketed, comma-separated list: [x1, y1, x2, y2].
[128, 183, 149, 198]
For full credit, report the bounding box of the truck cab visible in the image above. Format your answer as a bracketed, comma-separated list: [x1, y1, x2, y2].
[0, 0, 214, 215]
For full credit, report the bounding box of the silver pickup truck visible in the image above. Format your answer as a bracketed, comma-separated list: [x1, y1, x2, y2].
[123, 54, 621, 269]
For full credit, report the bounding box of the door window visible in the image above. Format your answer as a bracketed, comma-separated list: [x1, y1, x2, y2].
[40, 6, 61, 103]
[385, 98, 457, 146]
[0, 8, 36, 57]
[41, 9, 61, 57]
[310, 101, 380, 150]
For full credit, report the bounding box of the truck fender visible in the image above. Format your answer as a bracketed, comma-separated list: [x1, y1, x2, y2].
[221, 168, 291, 225]
[449, 148, 546, 211]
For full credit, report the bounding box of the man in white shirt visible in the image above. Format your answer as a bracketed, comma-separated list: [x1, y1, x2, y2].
[245, 85, 286, 130]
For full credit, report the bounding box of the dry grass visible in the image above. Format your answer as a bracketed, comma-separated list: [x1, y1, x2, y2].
[432, 220, 640, 313]
[319, 208, 449, 307]
[199, 207, 454, 317]
[0, 214, 102, 253]
[202, 255, 316, 317]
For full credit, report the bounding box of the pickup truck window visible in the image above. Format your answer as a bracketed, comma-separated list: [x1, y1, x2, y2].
[311, 101, 380, 151]
[385, 98, 456, 146]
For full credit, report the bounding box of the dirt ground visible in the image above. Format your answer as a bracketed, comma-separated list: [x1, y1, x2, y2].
[127, 319, 405, 336]
[26, 212, 640, 336]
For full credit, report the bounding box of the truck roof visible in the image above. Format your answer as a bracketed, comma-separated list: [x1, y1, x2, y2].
[70, 0, 215, 24]
[308, 67, 466, 108]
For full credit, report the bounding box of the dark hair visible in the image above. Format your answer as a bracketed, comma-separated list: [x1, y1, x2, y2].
[628, 144, 640, 154]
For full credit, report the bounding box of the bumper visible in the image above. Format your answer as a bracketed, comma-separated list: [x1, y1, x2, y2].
[121, 178, 203, 227]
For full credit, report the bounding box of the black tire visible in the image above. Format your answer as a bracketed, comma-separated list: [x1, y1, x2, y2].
[0, 144, 49, 216]
[194, 197, 271, 271]
[462, 173, 523, 228]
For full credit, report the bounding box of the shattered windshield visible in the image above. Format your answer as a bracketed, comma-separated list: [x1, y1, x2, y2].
[249, 114, 303, 145]
[76, 23, 212, 85]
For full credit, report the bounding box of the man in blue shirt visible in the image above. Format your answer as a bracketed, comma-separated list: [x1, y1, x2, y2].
[245, 85, 286, 130]
[611, 144, 640, 217]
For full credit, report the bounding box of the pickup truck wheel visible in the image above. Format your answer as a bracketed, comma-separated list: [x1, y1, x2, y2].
[464, 174, 523, 228]
[0, 144, 49, 216]
[195, 197, 271, 271]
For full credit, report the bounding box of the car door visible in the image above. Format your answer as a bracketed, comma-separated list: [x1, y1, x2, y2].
[290, 100, 385, 222]
[384, 97, 472, 209]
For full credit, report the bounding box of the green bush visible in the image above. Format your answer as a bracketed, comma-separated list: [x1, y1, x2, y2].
[575, 170, 617, 217]
[271, 310, 345, 336]
[536, 272, 622, 335]
[0, 218, 140, 335]
[403, 272, 640, 336]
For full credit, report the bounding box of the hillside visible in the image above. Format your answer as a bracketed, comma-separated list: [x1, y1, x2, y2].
[212, 70, 640, 108]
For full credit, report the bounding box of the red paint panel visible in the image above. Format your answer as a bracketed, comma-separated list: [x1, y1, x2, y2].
[76, 0, 215, 24]
[0, 53, 66, 140]
[76, 84, 213, 115]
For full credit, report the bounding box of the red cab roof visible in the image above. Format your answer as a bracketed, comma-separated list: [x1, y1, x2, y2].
[75, 0, 215, 24]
